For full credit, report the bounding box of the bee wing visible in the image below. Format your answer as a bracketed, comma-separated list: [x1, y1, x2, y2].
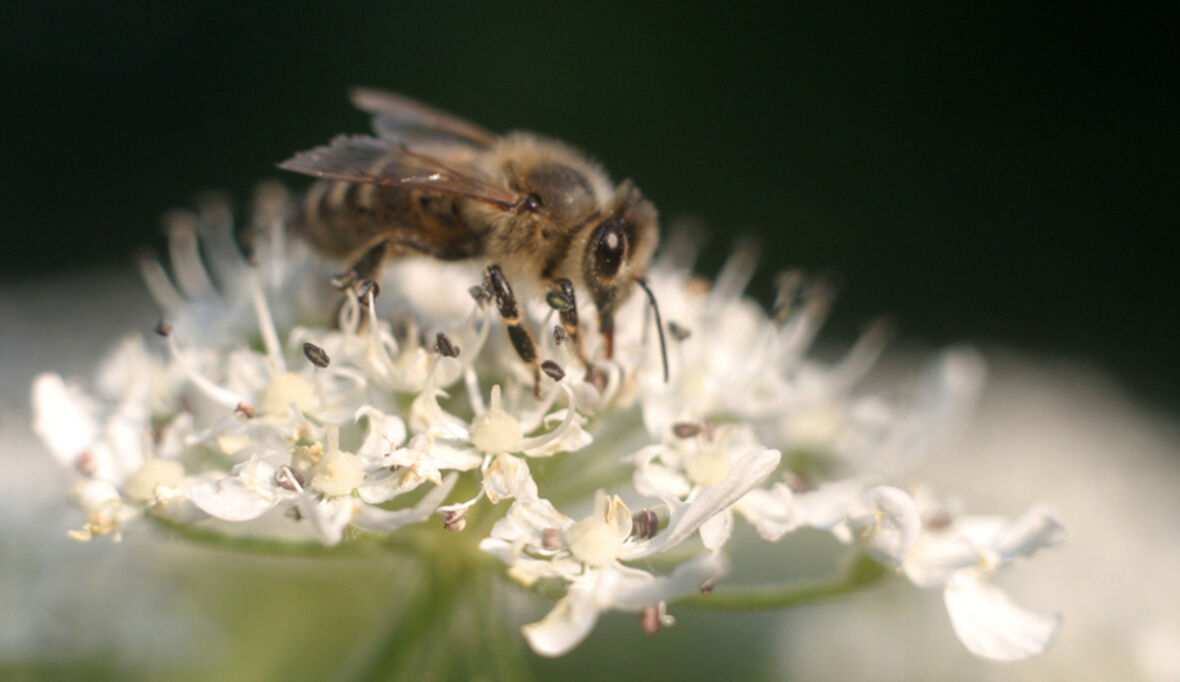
[278, 135, 525, 210]
[350, 88, 498, 148]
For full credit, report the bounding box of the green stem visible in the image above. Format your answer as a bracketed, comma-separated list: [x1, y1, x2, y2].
[474, 571, 536, 682]
[676, 554, 889, 611]
[351, 563, 448, 682]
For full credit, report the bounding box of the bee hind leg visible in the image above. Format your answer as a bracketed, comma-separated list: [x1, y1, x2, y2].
[486, 265, 543, 397]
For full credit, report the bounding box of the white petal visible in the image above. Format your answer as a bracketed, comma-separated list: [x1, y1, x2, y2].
[792, 479, 863, 530]
[699, 509, 733, 551]
[519, 386, 593, 457]
[624, 448, 780, 560]
[352, 473, 458, 533]
[633, 461, 692, 504]
[302, 496, 356, 546]
[71, 478, 122, 511]
[502, 554, 565, 587]
[522, 581, 601, 657]
[408, 386, 469, 440]
[903, 536, 980, 588]
[354, 406, 407, 461]
[613, 552, 727, 610]
[734, 483, 796, 541]
[95, 334, 159, 401]
[102, 407, 149, 481]
[190, 476, 280, 521]
[356, 470, 420, 504]
[943, 514, 1009, 548]
[993, 505, 1067, 562]
[603, 492, 633, 539]
[944, 574, 1062, 661]
[483, 454, 538, 503]
[397, 438, 483, 476]
[32, 373, 99, 467]
[857, 486, 921, 567]
[485, 497, 572, 546]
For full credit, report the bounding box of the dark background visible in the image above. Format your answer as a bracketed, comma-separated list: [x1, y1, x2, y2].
[2, 4, 1175, 407]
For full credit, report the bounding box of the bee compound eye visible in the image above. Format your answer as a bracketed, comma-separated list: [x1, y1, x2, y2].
[594, 218, 627, 278]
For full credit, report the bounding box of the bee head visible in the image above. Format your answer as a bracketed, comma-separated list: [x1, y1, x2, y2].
[583, 181, 659, 356]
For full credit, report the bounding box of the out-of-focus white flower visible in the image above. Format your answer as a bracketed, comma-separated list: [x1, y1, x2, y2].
[29, 189, 1064, 659]
[904, 499, 1066, 660]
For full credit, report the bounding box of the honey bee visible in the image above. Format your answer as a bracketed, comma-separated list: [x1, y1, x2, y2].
[279, 89, 667, 385]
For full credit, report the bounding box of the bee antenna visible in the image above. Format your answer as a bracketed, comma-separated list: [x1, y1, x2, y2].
[636, 278, 670, 383]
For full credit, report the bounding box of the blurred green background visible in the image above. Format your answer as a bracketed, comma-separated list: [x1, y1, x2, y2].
[1, 3, 1173, 404]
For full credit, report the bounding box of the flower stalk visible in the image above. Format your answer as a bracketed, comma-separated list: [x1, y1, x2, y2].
[677, 553, 888, 611]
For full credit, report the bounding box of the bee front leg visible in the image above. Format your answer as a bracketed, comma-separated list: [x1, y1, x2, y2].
[485, 265, 542, 396]
[545, 278, 592, 368]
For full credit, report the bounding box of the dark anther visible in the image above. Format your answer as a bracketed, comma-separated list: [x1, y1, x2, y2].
[468, 283, 492, 305]
[672, 422, 702, 439]
[443, 509, 468, 533]
[154, 320, 172, 337]
[553, 325, 570, 345]
[541, 360, 565, 382]
[435, 331, 460, 358]
[633, 509, 659, 539]
[274, 465, 305, 491]
[541, 528, 563, 550]
[640, 605, 662, 637]
[925, 511, 953, 530]
[75, 450, 95, 476]
[235, 402, 257, 419]
[784, 471, 812, 493]
[546, 289, 574, 312]
[584, 365, 608, 394]
[303, 342, 331, 368]
[667, 321, 691, 341]
[699, 574, 723, 595]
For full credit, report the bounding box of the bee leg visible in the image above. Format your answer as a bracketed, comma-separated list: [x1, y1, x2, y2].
[333, 239, 390, 289]
[486, 265, 542, 397]
[545, 278, 592, 368]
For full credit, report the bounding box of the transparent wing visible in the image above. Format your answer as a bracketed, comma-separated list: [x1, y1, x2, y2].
[278, 135, 525, 210]
[350, 88, 498, 148]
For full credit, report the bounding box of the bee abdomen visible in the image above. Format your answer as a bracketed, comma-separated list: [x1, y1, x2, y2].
[296, 180, 484, 262]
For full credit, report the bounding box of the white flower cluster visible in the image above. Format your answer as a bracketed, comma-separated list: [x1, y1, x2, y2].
[31, 188, 1064, 659]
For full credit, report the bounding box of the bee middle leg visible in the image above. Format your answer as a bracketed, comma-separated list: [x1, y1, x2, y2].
[485, 264, 542, 396]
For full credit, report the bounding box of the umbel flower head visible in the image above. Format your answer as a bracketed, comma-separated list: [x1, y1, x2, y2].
[31, 186, 1064, 661]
